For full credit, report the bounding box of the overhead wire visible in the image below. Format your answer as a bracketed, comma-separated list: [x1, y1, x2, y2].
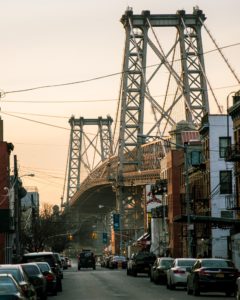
[0, 41, 239, 98]
[0, 111, 70, 130]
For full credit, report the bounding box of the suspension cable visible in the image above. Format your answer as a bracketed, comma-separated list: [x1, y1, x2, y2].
[61, 134, 71, 207]
[200, 19, 240, 85]
[112, 43, 125, 156]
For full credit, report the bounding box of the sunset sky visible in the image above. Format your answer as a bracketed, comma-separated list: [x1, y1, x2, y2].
[0, 0, 239, 208]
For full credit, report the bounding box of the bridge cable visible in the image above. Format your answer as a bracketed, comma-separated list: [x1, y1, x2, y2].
[180, 17, 223, 114]
[112, 43, 125, 156]
[61, 133, 71, 207]
[199, 18, 240, 85]
[146, 18, 196, 126]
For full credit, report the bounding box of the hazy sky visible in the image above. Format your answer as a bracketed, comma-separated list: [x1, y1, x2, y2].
[0, 0, 239, 208]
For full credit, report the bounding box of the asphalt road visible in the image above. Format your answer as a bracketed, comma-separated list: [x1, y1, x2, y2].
[56, 261, 234, 300]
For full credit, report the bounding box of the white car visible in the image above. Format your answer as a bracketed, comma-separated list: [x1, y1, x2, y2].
[166, 258, 196, 289]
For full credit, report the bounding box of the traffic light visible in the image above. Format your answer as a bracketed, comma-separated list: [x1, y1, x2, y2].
[102, 232, 108, 244]
[91, 232, 97, 239]
[68, 234, 73, 241]
[113, 213, 120, 231]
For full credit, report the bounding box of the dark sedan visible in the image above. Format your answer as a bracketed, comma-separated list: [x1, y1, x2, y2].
[21, 263, 47, 300]
[0, 273, 29, 299]
[35, 262, 57, 296]
[109, 256, 127, 269]
[0, 264, 37, 300]
[187, 258, 239, 296]
[150, 257, 174, 284]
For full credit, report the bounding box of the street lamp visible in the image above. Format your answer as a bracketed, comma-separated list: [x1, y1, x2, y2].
[138, 134, 192, 258]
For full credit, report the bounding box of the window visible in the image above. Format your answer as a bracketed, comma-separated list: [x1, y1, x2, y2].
[219, 137, 231, 158]
[220, 171, 232, 194]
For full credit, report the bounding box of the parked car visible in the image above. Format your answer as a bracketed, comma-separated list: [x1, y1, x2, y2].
[53, 252, 63, 279]
[109, 256, 127, 269]
[0, 273, 30, 299]
[0, 264, 37, 299]
[65, 257, 72, 268]
[100, 255, 111, 268]
[78, 250, 96, 270]
[187, 258, 239, 296]
[166, 258, 197, 289]
[150, 257, 174, 284]
[35, 262, 57, 296]
[22, 252, 62, 292]
[60, 257, 68, 270]
[21, 263, 47, 300]
[127, 251, 156, 277]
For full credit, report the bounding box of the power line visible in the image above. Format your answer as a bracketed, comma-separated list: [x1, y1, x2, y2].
[1, 42, 239, 97]
[1, 83, 240, 104]
[0, 111, 70, 131]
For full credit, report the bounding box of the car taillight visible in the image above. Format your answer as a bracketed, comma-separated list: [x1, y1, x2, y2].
[199, 269, 211, 276]
[173, 269, 185, 274]
[46, 274, 55, 281]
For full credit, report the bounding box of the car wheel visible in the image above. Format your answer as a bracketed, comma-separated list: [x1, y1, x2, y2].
[57, 279, 62, 292]
[166, 278, 170, 289]
[52, 288, 57, 296]
[225, 291, 234, 297]
[133, 269, 137, 277]
[169, 278, 175, 290]
[40, 292, 48, 300]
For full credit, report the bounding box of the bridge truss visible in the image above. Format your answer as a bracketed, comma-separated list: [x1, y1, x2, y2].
[64, 116, 113, 205]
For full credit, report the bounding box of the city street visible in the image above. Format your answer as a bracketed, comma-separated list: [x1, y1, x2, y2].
[57, 260, 234, 300]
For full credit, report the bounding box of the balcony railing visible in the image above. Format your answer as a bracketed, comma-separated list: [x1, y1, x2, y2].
[225, 144, 240, 162]
[225, 194, 240, 210]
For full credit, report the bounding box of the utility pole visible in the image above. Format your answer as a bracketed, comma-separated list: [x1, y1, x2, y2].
[184, 144, 192, 258]
[14, 155, 20, 262]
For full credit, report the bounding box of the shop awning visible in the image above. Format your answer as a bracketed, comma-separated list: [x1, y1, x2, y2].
[137, 232, 150, 242]
[174, 214, 240, 228]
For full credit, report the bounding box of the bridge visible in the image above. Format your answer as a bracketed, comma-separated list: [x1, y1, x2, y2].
[61, 7, 239, 254]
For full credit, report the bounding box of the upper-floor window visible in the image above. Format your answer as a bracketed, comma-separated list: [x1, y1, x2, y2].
[219, 137, 231, 158]
[219, 170, 232, 194]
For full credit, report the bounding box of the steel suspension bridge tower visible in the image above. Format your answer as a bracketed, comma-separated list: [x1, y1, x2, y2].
[116, 7, 210, 253]
[64, 116, 113, 206]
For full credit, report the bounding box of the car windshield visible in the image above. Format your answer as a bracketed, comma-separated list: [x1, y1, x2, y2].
[0, 269, 21, 282]
[113, 256, 126, 261]
[135, 252, 155, 259]
[80, 252, 93, 258]
[0, 277, 18, 294]
[202, 260, 234, 268]
[177, 260, 196, 267]
[24, 256, 55, 267]
[22, 265, 40, 275]
[37, 264, 50, 272]
[160, 260, 173, 268]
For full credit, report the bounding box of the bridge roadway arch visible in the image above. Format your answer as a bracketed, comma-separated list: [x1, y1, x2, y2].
[69, 140, 163, 215]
